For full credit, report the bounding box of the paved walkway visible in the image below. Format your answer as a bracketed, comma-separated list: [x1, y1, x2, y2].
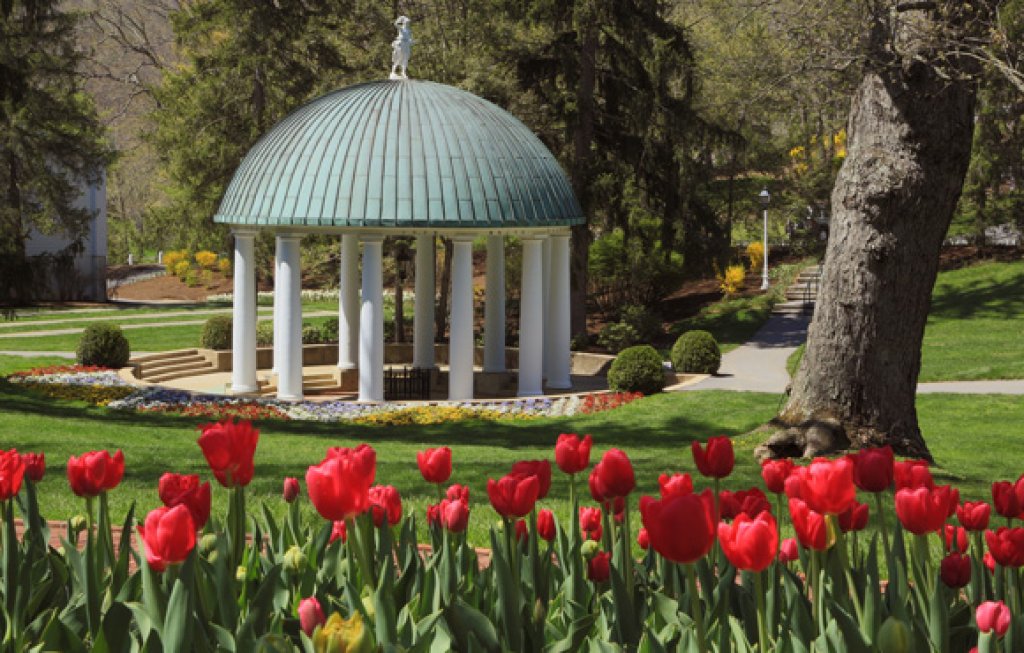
[682, 313, 1024, 395]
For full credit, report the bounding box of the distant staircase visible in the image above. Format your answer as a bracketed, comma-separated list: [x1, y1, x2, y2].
[257, 372, 341, 397]
[772, 265, 821, 316]
[131, 349, 215, 383]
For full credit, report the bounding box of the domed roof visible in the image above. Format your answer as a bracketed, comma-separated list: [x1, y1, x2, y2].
[214, 80, 584, 230]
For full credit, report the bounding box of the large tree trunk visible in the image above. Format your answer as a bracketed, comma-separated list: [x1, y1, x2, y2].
[760, 6, 981, 462]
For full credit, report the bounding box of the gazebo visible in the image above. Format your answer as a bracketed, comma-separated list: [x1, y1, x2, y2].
[214, 79, 585, 402]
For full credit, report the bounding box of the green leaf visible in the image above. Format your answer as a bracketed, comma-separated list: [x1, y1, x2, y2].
[445, 597, 501, 653]
[163, 576, 193, 653]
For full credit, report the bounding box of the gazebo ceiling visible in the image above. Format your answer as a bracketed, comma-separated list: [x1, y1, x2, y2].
[214, 80, 584, 230]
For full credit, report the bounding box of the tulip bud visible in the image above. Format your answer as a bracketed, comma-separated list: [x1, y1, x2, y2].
[581, 539, 600, 560]
[312, 612, 372, 653]
[361, 595, 376, 621]
[283, 477, 300, 503]
[199, 533, 218, 556]
[236, 565, 247, 582]
[298, 596, 325, 637]
[877, 617, 912, 653]
[532, 598, 547, 626]
[69, 514, 87, 533]
[284, 545, 307, 574]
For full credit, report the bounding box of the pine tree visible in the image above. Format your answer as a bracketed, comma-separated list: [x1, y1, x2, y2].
[0, 0, 113, 304]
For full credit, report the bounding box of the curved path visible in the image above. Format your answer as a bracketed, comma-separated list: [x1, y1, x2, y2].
[682, 314, 1024, 395]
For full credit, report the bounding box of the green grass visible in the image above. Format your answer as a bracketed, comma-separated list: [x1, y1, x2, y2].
[668, 259, 813, 353]
[920, 259, 1024, 381]
[786, 344, 805, 378]
[0, 355, 73, 376]
[0, 382, 779, 545]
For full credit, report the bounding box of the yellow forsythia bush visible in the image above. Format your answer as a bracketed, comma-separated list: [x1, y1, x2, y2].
[745, 242, 764, 273]
[163, 250, 189, 274]
[217, 257, 232, 276]
[719, 264, 746, 298]
[174, 260, 191, 279]
[195, 250, 218, 269]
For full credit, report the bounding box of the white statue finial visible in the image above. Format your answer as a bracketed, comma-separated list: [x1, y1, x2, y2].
[390, 16, 413, 80]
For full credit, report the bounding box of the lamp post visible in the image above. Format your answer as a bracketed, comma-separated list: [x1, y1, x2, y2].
[759, 188, 770, 290]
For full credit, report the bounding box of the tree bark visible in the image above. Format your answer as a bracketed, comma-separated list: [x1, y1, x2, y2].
[762, 8, 981, 462]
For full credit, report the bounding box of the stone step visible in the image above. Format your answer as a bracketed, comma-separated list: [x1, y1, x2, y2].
[130, 349, 199, 365]
[145, 363, 216, 383]
[772, 300, 816, 315]
[785, 290, 818, 301]
[138, 355, 208, 374]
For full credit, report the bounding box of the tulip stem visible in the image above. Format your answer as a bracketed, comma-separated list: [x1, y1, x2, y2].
[568, 474, 577, 535]
[621, 499, 634, 602]
[873, 492, 892, 567]
[754, 570, 770, 653]
[684, 562, 708, 653]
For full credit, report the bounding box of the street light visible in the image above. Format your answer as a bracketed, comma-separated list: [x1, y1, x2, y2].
[759, 188, 770, 290]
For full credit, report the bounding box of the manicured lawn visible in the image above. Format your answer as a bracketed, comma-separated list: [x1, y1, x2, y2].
[0, 355, 74, 376]
[920, 259, 1024, 381]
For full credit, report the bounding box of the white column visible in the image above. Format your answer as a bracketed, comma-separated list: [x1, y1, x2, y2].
[542, 235, 552, 380]
[231, 230, 258, 394]
[448, 236, 475, 400]
[484, 234, 506, 372]
[518, 236, 544, 397]
[358, 235, 384, 402]
[413, 234, 435, 369]
[548, 233, 572, 389]
[276, 234, 303, 401]
[272, 253, 280, 373]
[338, 234, 359, 369]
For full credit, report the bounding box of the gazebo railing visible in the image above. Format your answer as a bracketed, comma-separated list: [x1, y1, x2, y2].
[384, 366, 431, 400]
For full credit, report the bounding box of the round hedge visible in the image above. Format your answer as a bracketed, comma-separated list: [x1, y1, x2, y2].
[201, 315, 233, 350]
[76, 323, 130, 368]
[607, 345, 665, 395]
[671, 330, 721, 374]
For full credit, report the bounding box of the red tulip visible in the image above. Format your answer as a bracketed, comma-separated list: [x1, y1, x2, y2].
[838, 501, 870, 533]
[440, 498, 470, 533]
[511, 460, 552, 499]
[851, 446, 894, 493]
[487, 473, 539, 518]
[514, 519, 528, 543]
[658, 473, 693, 498]
[555, 434, 593, 475]
[298, 597, 325, 637]
[197, 418, 258, 488]
[640, 488, 717, 563]
[157, 473, 211, 529]
[789, 498, 829, 551]
[67, 450, 124, 498]
[940, 552, 971, 588]
[992, 480, 1024, 520]
[591, 449, 635, 498]
[943, 524, 969, 553]
[986, 527, 1024, 567]
[723, 488, 771, 520]
[446, 484, 470, 504]
[779, 537, 799, 563]
[637, 528, 650, 550]
[329, 520, 347, 543]
[305, 445, 377, 522]
[537, 509, 556, 542]
[21, 452, 44, 483]
[718, 512, 779, 572]
[283, 477, 300, 503]
[691, 436, 734, 479]
[760, 459, 794, 494]
[984, 551, 996, 574]
[0, 449, 25, 500]
[138, 505, 195, 572]
[416, 447, 452, 484]
[587, 550, 611, 582]
[894, 459, 934, 490]
[426, 503, 441, 528]
[976, 601, 1011, 637]
[579, 506, 603, 541]
[789, 458, 856, 515]
[958, 501, 991, 532]
[895, 485, 956, 535]
[367, 485, 402, 527]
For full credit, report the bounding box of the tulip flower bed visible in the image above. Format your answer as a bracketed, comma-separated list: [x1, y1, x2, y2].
[5, 366, 642, 422]
[0, 419, 1021, 652]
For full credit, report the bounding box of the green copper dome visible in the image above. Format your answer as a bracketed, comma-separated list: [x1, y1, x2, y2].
[214, 80, 584, 229]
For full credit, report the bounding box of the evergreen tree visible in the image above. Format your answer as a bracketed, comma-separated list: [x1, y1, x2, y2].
[0, 0, 113, 304]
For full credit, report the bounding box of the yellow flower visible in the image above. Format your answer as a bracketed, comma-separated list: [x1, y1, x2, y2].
[312, 612, 372, 653]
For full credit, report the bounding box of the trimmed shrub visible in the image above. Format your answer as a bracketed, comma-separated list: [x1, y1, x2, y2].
[320, 317, 339, 344]
[671, 330, 721, 374]
[185, 270, 200, 287]
[302, 322, 326, 345]
[76, 323, 130, 368]
[201, 315, 233, 350]
[598, 322, 639, 354]
[256, 320, 274, 346]
[173, 260, 191, 279]
[607, 345, 665, 395]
